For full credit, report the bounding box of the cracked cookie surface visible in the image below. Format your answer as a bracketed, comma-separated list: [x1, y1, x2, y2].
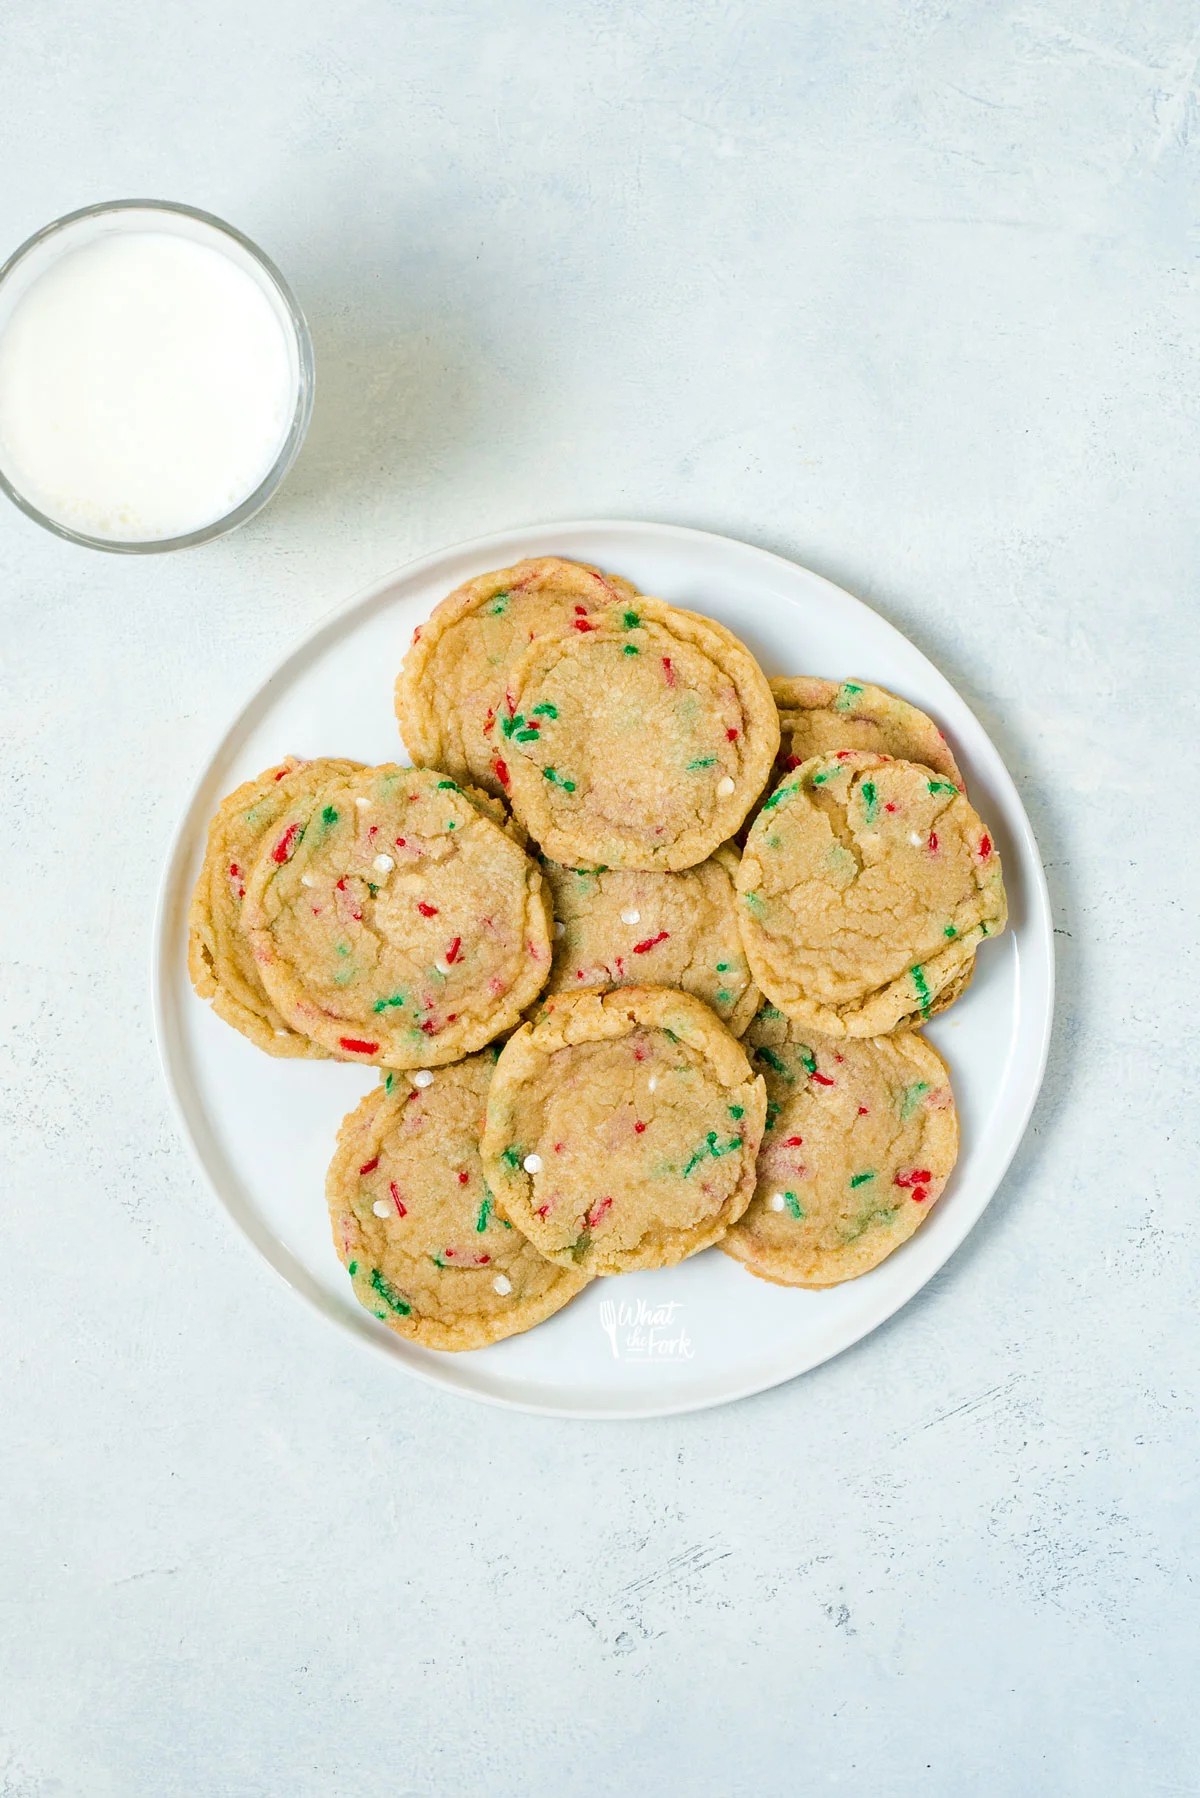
[723, 1008, 958, 1286]
[737, 751, 1006, 1036]
[241, 764, 552, 1066]
[540, 845, 760, 1035]
[327, 1054, 589, 1349]
[395, 556, 641, 798]
[502, 596, 779, 870]
[482, 986, 765, 1276]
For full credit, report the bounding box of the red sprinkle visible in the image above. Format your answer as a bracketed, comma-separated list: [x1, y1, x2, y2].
[272, 822, 301, 863]
[586, 1196, 613, 1229]
[396, 837, 406, 847]
[417, 901, 439, 918]
[229, 862, 240, 878]
[483, 707, 495, 734]
[274, 768, 288, 780]
[494, 759, 511, 789]
[574, 604, 587, 614]
[418, 1020, 438, 1034]
[445, 936, 462, 964]
[339, 1038, 379, 1054]
[912, 1187, 929, 1203]
[535, 1204, 550, 1218]
[573, 617, 596, 632]
[632, 931, 669, 954]
[458, 1171, 469, 1184]
[554, 1142, 564, 1153]
[810, 1071, 835, 1086]
[885, 802, 897, 813]
[928, 831, 939, 854]
[727, 727, 739, 741]
[783, 1135, 803, 1147]
[894, 1169, 933, 1188]
[634, 1121, 647, 1133]
[661, 656, 676, 687]
[979, 833, 992, 858]
[836, 751, 853, 760]
[359, 1156, 380, 1177]
[784, 754, 801, 770]
[858, 1106, 869, 1116]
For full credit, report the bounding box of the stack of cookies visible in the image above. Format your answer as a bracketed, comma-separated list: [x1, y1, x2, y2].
[189, 557, 1007, 1351]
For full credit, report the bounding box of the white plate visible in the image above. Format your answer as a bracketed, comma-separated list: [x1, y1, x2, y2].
[154, 521, 1053, 1418]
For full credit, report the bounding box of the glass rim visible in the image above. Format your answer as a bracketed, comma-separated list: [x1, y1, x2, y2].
[0, 198, 315, 554]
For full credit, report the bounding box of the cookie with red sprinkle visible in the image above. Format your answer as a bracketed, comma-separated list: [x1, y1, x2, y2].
[501, 596, 778, 870]
[482, 986, 765, 1276]
[770, 677, 963, 786]
[395, 557, 642, 799]
[540, 845, 760, 1035]
[722, 1006, 958, 1287]
[327, 1053, 588, 1350]
[187, 756, 364, 1055]
[737, 750, 1006, 1036]
[241, 764, 552, 1067]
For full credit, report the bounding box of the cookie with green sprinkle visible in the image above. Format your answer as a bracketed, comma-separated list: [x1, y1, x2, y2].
[737, 750, 1006, 1036]
[327, 1053, 588, 1350]
[540, 844, 760, 1035]
[770, 676, 963, 786]
[501, 595, 779, 871]
[241, 763, 553, 1067]
[482, 986, 765, 1276]
[187, 756, 364, 1056]
[722, 1008, 958, 1287]
[395, 557, 642, 799]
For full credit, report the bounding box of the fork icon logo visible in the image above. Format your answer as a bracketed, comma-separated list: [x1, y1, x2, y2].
[596, 1296, 694, 1361]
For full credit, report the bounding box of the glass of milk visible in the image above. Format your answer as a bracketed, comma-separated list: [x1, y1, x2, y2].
[0, 200, 314, 551]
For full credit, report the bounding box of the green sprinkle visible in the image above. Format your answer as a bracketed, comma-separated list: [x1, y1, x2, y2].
[367, 882, 379, 896]
[758, 1003, 783, 1021]
[743, 890, 765, 913]
[369, 1268, 411, 1316]
[501, 713, 521, 739]
[682, 1146, 707, 1178]
[476, 1197, 493, 1232]
[447, 820, 456, 829]
[765, 1101, 781, 1130]
[784, 1192, 804, 1220]
[763, 784, 798, 811]
[569, 1233, 592, 1264]
[375, 1310, 387, 1319]
[501, 1147, 521, 1169]
[347, 1260, 358, 1277]
[755, 1046, 792, 1080]
[688, 757, 717, 770]
[384, 1073, 395, 1093]
[373, 994, 405, 1012]
[834, 682, 863, 712]
[861, 780, 878, 825]
[850, 1171, 876, 1188]
[489, 592, 509, 614]
[532, 703, 558, 718]
[944, 924, 958, 938]
[515, 729, 540, 742]
[810, 768, 840, 785]
[664, 1028, 680, 1043]
[716, 962, 729, 973]
[623, 644, 639, 655]
[927, 779, 958, 796]
[542, 767, 577, 793]
[911, 964, 932, 1012]
[716, 988, 732, 1005]
[437, 779, 459, 790]
[900, 1081, 929, 1120]
[622, 610, 641, 629]
[729, 1105, 745, 1119]
[320, 805, 338, 827]
[798, 1046, 817, 1075]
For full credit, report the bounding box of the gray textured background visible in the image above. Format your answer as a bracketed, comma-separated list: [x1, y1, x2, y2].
[1, 3, 1196, 1793]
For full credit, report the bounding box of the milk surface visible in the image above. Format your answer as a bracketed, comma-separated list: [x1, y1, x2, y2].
[0, 231, 296, 542]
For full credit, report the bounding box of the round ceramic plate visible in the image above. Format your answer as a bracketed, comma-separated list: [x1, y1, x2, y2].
[154, 521, 1053, 1418]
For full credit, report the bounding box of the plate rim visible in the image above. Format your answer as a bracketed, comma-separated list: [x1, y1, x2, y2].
[151, 517, 1055, 1419]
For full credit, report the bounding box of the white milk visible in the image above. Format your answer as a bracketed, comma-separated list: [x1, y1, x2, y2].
[0, 232, 297, 542]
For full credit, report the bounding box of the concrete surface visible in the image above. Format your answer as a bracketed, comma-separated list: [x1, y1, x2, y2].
[1, 2, 1196, 1793]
